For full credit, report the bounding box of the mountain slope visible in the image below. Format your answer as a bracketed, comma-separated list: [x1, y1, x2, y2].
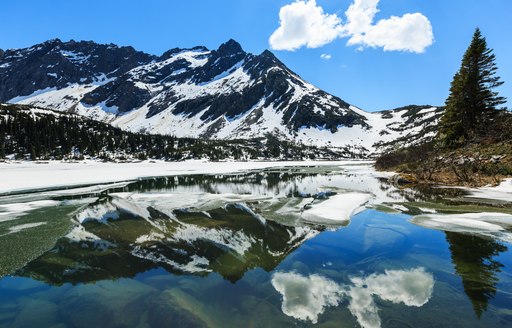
[0, 103, 352, 161]
[0, 39, 441, 155]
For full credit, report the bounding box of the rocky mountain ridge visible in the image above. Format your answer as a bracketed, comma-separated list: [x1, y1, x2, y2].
[0, 39, 442, 155]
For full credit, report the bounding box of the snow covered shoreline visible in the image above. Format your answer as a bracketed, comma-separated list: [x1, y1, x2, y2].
[466, 178, 512, 202]
[0, 160, 372, 195]
[1, 160, 509, 201]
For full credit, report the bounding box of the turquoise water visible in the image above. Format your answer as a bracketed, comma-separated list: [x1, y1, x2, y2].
[0, 166, 511, 327]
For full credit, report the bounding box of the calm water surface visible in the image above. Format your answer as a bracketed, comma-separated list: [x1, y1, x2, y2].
[0, 165, 511, 327]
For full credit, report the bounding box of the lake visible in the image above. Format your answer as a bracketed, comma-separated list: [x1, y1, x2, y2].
[0, 163, 511, 327]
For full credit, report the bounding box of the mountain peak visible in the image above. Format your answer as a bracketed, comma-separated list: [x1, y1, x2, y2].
[0, 38, 441, 155]
[216, 39, 244, 56]
[43, 38, 62, 46]
[253, 49, 285, 71]
[260, 49, 278, 60]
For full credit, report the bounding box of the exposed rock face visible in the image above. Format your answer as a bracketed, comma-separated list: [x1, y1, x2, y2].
[0, 39, 441, 154]
[0, 39, 154, 102]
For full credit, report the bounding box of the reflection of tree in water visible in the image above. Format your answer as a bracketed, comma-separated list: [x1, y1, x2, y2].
[55, 168, 333, 200]
[54, 169, 330, 201]
[445, 232, 508, 318]
[126, 169, 327, 194]
[380, 176, 470, 204]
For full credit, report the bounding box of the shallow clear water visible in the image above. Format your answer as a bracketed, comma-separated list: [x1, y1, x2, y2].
[0, 165, 511, 327]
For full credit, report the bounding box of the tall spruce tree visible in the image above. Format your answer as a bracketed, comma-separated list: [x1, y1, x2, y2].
[438, 28, 506, 147]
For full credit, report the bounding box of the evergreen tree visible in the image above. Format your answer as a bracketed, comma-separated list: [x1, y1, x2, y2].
[438, 28, 506, 146]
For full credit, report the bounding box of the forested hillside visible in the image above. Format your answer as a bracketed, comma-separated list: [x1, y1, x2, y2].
[0, 104, 353, 161]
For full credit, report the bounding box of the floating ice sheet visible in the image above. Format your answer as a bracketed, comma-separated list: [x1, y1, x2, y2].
[466, 178, 512, 203]
[301, 193, 371, 223]
[0, 200, 59, 222]
[411, 212, 512, 242]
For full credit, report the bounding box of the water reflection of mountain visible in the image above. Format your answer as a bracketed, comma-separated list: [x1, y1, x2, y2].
[15, 166, 457, 287]
[19, 199, 320, 285]
[380, 180, 470, 205]
[445, 232, 508, 318]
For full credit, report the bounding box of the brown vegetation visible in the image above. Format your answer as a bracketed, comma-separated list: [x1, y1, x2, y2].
[375, 112, 512, 187]
[376, 29, 511, 187]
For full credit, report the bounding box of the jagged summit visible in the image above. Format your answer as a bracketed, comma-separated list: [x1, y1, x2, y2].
[0, 38, 441, 154]
[260, 49, 277, 58]
[217, 39, 244, 55]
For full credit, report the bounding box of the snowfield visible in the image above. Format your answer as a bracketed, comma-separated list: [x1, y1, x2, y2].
[0, 160, 370, 194]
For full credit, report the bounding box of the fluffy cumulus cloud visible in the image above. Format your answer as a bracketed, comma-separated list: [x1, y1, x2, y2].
[272, 268, 434, 328]
[269, 0, 343, 51]
[269, 0, 434, 53]
[343, 0, 434, 53]
[343, 0, 381, 36]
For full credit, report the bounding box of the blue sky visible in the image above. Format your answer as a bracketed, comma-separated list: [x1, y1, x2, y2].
[0, 0, 510, 111]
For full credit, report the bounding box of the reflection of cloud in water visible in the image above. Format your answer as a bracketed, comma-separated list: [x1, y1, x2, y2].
[349, 268, 434, 328]
[347, 286, 380, 328]
[271, 272, 342, 324]
[353, 268, 434, 307]
[272, 268, 434, 327]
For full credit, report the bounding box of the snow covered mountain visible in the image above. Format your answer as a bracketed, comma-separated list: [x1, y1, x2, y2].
[0, 39, 442, 154]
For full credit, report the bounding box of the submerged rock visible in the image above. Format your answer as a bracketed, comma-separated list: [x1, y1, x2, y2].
[149, 289, 208, 328]
[313, 191, 337, 200]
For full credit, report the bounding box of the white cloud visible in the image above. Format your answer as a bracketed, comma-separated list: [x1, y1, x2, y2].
[269, 0, 343, 51]
[343, 0, 380, 36]
[346, 13, 434, 53]
[269, 0, 434, 53]
[272, 268, 434, 328]
[320, 53, 332, 60]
